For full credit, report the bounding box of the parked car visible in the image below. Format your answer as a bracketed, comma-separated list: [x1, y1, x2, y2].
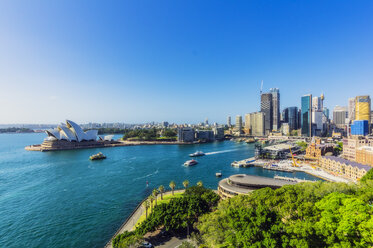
[139, 241, 153, 248]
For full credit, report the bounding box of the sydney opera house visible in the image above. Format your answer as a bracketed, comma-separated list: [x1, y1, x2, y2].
[45, 120, 98, 142]
[26, 120, 118, 151]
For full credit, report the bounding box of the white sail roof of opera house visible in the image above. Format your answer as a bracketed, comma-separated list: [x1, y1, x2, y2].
[45, 120, 98, 142]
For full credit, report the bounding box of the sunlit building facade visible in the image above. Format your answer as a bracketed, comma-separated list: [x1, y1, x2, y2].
[355, 95, 371, 125]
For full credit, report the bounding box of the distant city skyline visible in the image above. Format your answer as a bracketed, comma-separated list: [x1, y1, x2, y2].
[1, 0, 373, 124]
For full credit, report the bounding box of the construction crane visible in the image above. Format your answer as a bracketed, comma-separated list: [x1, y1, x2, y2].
[289, 145, 299, 167]
[260, 80, 263, 95]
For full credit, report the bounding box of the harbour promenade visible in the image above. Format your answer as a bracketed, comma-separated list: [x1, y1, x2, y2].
[25, 140, 196, 151]
[104, 190, 185, 248]
[248, 159, 351, 183]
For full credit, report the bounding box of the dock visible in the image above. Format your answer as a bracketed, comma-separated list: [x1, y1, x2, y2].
[231, 157, 256, 168]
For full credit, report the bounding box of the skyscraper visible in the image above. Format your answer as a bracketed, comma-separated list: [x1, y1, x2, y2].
[348, 98, 356, 123]
[227, 116, 231, 127]
[288, 107, 298, 130]
[282, 108, 289, 123]
[333, 106, 348, 127]
[312, 96, 322, 111]
[261, 93, 273, 134]
[355, 95, 371, 125]
[301, 94, 312, 137]
[245, 112, 265, 136]
[235, 115, 243, 134]
[323, 107, 329, 120]
[270, 88, 280, 131]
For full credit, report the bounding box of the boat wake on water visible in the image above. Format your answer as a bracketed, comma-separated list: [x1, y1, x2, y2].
[132, 169, 159, 181]
[205, 149, 237, 155]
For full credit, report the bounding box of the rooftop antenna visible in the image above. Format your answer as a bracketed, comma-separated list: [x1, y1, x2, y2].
[260, 80, 263, 95]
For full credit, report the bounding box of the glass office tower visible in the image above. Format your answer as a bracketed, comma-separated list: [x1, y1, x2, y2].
[301, 94, 312, 137]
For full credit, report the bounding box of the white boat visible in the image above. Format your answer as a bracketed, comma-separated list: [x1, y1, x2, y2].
[189, 151, 205, 157]
[231, 159, 255, 168]
[184, 159, 198, 166]
[216, 172, 222, 177]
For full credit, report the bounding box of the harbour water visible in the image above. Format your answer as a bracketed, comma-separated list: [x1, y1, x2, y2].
[0, 133, 320, 248]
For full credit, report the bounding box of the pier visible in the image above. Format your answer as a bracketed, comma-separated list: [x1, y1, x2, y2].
[231, 157, 256, 168]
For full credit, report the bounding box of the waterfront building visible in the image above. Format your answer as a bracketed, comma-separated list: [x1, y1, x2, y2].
[355, 95, 371, 125]
[245, 112, 265, 136]
[351, 120, 369, 136]
[260, 143, 295, 159]
[270, 88, 280, 131]
[305, 138, 334, 159]
[177, 127, 195, 142]
[301, 94, 312, 137]
[218, 174, 296, 199]
[261, 93, 273, 135]
[213, 126, 225, 140]
[235, 115, 243, 134]
[356, 146, 373, 167]
[27, 120, 122, 151]
[227, 116, 231, 127]
[348, 98, 356, 123]
[195, 130, 214, 142]
[45, 120, 98, 142]
[318, 156, 371, 181]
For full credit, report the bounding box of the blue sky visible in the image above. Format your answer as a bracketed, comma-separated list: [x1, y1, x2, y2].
[0, 0, 372, 124]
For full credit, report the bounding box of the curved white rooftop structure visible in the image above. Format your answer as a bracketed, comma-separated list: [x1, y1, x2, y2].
[45, 120, 97, 142]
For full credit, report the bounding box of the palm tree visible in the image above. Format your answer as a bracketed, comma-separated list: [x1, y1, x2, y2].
[197, 180, 203, 187]
[149, 195, 154, 211]
[143, 200, 150, 219]
[152, 188, 159, 206]
[169, 180, 176, 195]
[183, 180, 189, 189]
[158, 185, 165, 200]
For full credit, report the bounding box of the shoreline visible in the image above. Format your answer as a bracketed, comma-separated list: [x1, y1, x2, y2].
[25, 140, 198, 152]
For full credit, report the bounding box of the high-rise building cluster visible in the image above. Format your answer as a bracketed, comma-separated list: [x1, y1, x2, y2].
[227, 84, 372, 138]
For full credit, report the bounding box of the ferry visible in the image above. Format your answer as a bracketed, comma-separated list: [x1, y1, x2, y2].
[189, 151, 205, 157]
[231, 159, 255, 168]
[184, 159, 198, 166]
[89, 152, 106, 160]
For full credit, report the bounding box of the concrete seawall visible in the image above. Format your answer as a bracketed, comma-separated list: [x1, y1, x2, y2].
[25, 140, 196, 152]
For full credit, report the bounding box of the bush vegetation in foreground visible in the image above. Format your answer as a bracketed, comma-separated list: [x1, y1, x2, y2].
[113, 186, 219, 248]
[197, 180, 373, 247]
[113, 174, 373, 248]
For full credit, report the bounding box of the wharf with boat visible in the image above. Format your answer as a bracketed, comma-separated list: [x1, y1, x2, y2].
[231, 157, 256, 168]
